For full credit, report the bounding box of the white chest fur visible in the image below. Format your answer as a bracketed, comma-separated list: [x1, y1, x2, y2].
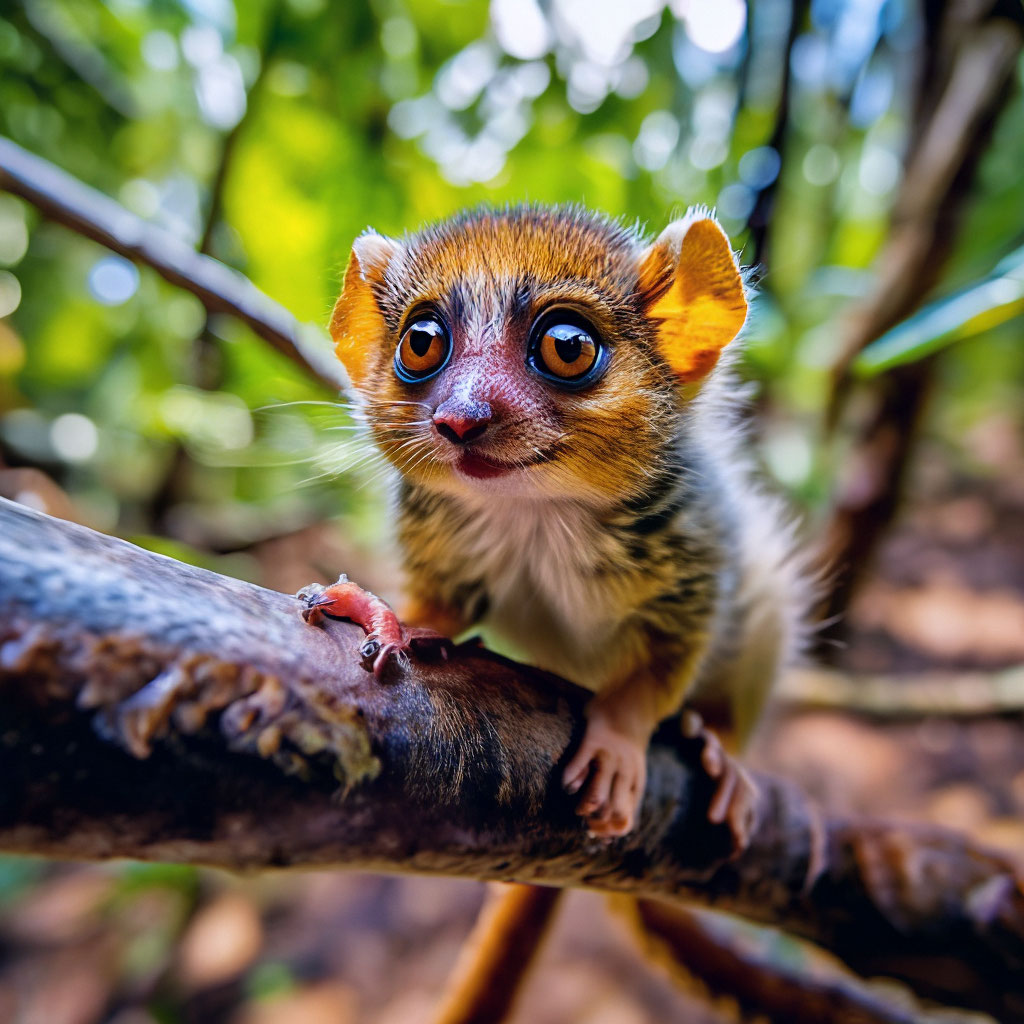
[452, 495, 620, 687]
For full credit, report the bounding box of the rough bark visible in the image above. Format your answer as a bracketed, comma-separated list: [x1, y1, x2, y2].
[0, 497, 1022, 1019]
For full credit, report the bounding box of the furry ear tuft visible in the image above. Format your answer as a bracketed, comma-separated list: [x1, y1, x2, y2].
[329, 231, 400, 389]
[637, 211, 747, 383]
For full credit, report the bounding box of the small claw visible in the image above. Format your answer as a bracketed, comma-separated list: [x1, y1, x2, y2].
[564, 773, 585, 795]
[372, 645, 392, 678]
[359, 637, 382, 672]
[680, 709, 759, 854]
[371, 642, 409, 679]
[296, 584, 329, 624]
[295, 583, 325, 602]
[296, 576, 452, 678]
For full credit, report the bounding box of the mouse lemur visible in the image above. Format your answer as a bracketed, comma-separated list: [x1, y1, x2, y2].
[299, 204, 807, 838]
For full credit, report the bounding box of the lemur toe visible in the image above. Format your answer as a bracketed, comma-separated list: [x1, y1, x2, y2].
[681, 709, 758, 852]
[297, 575, 447, 677]
[578, 755, 614, 818]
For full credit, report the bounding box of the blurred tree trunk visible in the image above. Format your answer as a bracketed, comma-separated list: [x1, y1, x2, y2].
[818, 0, 1023, 646]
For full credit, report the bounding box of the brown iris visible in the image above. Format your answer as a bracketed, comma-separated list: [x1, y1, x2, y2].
[532, 321, 600, 382]
[395, 318, 450, 382]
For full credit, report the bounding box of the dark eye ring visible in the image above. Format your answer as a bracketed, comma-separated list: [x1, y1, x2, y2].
[395, 316, 451, 383]
[526, 311, 608, 390]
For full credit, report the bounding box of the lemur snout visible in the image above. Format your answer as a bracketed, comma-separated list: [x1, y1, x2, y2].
[433, 399, 492, 445]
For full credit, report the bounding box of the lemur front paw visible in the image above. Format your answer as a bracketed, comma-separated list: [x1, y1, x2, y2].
[680, 710, 758, 853]
[563, 710, 647, 839]
[296, 575, 451, 678]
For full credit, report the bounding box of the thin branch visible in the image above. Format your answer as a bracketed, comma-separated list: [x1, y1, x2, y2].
[431, 884, 563, 1024]
[0, 497, 1021, 1019]
[627, 901, 935, 1024]
[779, 664, 1024, 716]
[147, 5, 284, 526]
[0, 135, 345, 393]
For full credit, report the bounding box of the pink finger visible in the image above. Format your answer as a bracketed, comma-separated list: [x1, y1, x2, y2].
[578, 755, 613, 816]
[606, 773, 634, 836]
[708, 768, 738, 824]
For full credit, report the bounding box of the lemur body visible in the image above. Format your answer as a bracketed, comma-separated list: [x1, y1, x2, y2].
[302, 205, 806, 837]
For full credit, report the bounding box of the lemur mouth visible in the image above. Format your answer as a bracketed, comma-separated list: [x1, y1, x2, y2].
[456, 449, 518, 479]
[455, 447, 550, 480]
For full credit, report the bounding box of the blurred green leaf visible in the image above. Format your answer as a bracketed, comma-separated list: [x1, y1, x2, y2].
[0, 854, 45, 905]
[113, 861, 200, 896]
[855, 245, 1024, 377]
[245, 960, 298, 1001]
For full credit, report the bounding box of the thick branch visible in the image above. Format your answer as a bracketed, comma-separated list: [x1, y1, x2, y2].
[0, 497, 1022, 1019]
[0, 136, 344, 392]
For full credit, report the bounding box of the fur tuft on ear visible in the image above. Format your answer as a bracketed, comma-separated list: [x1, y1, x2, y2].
[637, 210, 747, 383]
[329, 230, 400, 389]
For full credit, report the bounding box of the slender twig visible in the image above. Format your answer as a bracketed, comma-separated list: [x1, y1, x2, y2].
[779, 664, 1024, 716]
[147, 4, 285, 525]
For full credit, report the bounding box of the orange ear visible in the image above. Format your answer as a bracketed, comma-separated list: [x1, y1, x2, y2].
[637, 213, 747, 383]
[329, 231, 399, 389]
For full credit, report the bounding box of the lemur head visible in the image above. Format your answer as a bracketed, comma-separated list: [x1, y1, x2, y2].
[331, 205, 746, 504]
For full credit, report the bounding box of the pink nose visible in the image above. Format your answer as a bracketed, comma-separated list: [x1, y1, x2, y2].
[433, 400, 492, 445]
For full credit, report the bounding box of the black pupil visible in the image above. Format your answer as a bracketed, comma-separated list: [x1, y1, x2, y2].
[551, 325, 586, 364]
[409, 322, 438, 357]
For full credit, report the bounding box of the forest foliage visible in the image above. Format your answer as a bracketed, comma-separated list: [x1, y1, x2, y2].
[1, 0, 1022, 581]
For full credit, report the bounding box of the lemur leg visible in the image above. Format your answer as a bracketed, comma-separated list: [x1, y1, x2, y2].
[563, 680, 655, 839]
[564, 675, 758, 850]
[431, 884, 562, 1024]
[296, 575, 450, 677]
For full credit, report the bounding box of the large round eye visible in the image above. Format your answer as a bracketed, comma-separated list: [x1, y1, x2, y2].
[395, 317, 451, 383]
[527, 314, 606, 388]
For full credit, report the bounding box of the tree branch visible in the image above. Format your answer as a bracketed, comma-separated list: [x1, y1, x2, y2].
[628, 901, 929, 1024]
[0, 497, 1021, 1018]
[0, 136, 345, 392]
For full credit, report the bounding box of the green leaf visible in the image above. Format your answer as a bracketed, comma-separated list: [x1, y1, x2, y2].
[854, 245, 1024, 376]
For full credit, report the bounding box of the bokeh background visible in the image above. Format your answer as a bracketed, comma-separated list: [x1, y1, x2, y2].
[1, 1, 1023, 1021]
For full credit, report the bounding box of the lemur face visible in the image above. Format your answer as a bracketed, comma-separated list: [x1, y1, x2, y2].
[331, 206, 746, 504]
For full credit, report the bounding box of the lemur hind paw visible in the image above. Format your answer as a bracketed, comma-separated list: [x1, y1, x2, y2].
[296, 575, 451, 678]
[563, 711, 647, 839]
[680, 710, 758, 854]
